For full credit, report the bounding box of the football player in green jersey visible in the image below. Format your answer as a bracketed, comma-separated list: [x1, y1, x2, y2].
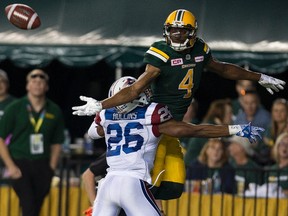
[72, 9, 286, 200]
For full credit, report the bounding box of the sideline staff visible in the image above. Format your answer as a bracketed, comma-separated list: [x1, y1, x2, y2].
[0, 69, 65, 216]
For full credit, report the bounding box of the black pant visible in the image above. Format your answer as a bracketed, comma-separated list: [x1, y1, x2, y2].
[89, 152, 108, 176]
[12, 159, 53, 216]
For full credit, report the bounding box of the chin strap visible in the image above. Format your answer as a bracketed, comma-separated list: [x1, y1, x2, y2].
[169, 38, 190, 51]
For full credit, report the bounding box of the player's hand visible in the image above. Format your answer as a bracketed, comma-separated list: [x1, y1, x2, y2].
[236, 122, 265, 143]
[72, 96, 102, 116]
[258, 74, 286, 95]
[83, 206, 93, 216]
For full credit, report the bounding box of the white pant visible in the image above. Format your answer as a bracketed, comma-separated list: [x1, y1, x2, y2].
[92, 173, 161, 216]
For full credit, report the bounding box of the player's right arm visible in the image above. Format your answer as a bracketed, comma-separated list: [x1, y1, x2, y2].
[72, 64, 160, 116]
[101, 64, 160, 109]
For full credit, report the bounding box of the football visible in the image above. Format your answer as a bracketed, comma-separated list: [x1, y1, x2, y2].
[5, 4, 41, 30]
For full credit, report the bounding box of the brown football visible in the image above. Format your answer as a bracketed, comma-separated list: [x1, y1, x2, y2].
[5, 4, 41, 30]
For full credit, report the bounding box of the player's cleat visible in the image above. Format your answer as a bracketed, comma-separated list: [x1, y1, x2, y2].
[83, 206, 93, 216]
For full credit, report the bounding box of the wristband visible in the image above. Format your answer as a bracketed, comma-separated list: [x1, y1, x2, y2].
[228, 125, 241, 135]
[88, 122, 103, 139]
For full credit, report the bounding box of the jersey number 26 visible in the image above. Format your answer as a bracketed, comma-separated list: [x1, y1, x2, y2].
[106, 122, 144, 157]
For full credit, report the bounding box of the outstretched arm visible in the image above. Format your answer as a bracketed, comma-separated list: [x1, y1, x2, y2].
[72, 64, 160, 116]
[158, 120, 229, 137]
[158, 120, 264, 142]
[102, 64, 160, 109]
[206, 57, 261, 81]
[206, 58, 285, 94]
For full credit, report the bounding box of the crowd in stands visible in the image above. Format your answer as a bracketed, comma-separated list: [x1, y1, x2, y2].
[183, 80, 288, 197]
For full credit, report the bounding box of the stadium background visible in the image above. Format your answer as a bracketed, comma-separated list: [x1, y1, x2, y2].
[0, 0, 287, 141]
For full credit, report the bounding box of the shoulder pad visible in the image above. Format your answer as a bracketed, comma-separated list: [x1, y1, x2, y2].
[196, 38, 210, 54]
[146, 41, 170, 63]
[150, 103, 173, 124]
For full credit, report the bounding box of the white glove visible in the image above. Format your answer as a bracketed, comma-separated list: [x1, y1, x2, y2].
[72, 96, 102, 116]
[228, 122, 265, 143]
[258, 74, 286, 95]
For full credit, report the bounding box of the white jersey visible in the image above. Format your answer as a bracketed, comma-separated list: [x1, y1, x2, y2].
[96, 102, 172, 183]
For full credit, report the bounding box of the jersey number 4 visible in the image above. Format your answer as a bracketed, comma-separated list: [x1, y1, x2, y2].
[106, 122, 144, 157]
[178, 69, 194, 98]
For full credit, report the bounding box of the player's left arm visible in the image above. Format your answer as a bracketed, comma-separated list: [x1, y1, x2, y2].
[206, 57, 260, 80]
[153, 103, 245, 138]
[158, 119, 230, 137]
[152, 103, 264, 142]
[158, 120, 264, 143]
[206, 57, 286, 94]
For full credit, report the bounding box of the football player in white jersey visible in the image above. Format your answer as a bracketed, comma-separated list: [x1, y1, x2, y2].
[88, 76, 264, 216]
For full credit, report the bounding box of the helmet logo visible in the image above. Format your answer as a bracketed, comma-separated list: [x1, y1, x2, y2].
[126, 78, 135, 85]
[109, 76, 149, 114]
[172, 21, 184, 26]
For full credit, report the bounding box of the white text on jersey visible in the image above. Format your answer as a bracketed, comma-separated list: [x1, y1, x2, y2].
[112, 112, 138, 120]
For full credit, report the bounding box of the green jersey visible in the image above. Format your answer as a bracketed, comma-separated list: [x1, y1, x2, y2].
[265, 164, 288, 190]
[0, 96, 65, 160]
[144, 38, 211, 120]
[230, 159, 263, 185]
[0, 95, 16, 120]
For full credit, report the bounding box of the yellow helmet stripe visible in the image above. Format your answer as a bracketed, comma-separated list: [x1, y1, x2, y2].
[204, 44, 208, 53]
[147, 47, 169, 62]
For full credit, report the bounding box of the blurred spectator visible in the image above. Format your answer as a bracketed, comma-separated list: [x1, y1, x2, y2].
[265, 132, 288, 195]
[263, 98, 288, 147]
[257, 98, 288, 166]
[228, 136, 262, 195]
[0, 69, 16, 120]
[184, 99, 233, 165]
[234, 90, 271, 130]
[232, 80, 256, 117]
[186, 138, 235, 194]
[234, 90, 271, 162]
[0, 69, 16, 178]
